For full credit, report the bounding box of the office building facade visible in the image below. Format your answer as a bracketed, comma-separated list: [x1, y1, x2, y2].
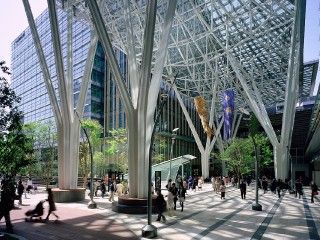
[11, 8, 105, 125]
[11, 7, 204, 176]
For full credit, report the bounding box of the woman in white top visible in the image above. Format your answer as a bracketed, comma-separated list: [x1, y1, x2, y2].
[26, 178, 33, 193]
[166, 188, 175, 216]
[198, 177, 203, 191]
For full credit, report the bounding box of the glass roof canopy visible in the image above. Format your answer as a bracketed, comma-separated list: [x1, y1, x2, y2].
[62, 0, 308, 114]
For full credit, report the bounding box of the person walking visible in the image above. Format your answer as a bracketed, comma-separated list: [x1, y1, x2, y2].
[187, 176, 193, 190]
[310, 181, 318, 203]
[0, 179, 15, 233]
[239, 180, 247, 199]
[17, 180, 25, 205]
[277, 179, 283, 198]
[192, 176, 198, 192]
[198, 177, 203, 191]
[171, 183, 178, 210]
[262, 177, 268, 194]
[93, 180, 99, 197]
[45, 188, 59, 221]
[155, 190, 166, 222]
[166, 179, 172, 190]
[26, 177, 33, 195]
[100, 181, 106, 198]
[215, 177, 221, 193]
[295, 179, 303, 199]
[211, 176, 215, 190]
[183, 179, 188, 190]
[220, 181, 226, 199]
[178, 185, 186, 212]
[109, 181, 116, 202]
[166, 187, 175, 216]
[270, 179, 277, 194]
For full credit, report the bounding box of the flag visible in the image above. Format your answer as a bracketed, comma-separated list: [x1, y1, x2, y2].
[222, 89, 234, 140]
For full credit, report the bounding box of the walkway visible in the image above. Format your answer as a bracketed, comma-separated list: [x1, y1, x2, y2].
[1, 183, 319, 239]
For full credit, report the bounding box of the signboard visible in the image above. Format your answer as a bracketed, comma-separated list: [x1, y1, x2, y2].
[155, 171, 161, 190]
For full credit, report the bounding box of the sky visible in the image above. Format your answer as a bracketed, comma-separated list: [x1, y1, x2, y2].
[304, 0, 320, 62]
[0, 0, 47, 68]
[0, 0, 319, 87]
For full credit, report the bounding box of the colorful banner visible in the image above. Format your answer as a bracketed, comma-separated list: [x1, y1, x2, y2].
[222, 89, 234, 140]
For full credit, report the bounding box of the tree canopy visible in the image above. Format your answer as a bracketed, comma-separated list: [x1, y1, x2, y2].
[23, 121, 57, 186]
[220, 134, 272, 179]
[0, 61, 34, 176]
[104, 128, 128, 173]
[220, 114, 273, 180]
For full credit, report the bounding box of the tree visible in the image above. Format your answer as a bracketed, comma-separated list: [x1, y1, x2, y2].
[79, 142, 89, 188]
[23, 121, 57, 188]
[152, 135, 169, 164]
[248, 115, 273, 175]
[220, 137, 254, 181]
[105, 128, 128, 173]
[0, 61, 34, 176]
[79, 119, 102, 186]
[220, 133, 272, 182]
[93, 152, 104, 177]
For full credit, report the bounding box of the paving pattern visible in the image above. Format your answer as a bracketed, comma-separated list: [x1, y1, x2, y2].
[1, 183, 319, 240]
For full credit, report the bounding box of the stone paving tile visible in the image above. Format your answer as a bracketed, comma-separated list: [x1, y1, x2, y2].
[2, 183, 319, 240]
[2, 194, 138, 240]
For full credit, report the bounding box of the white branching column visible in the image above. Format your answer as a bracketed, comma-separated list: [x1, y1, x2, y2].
[173, 84, 224, 179]
[192, 0, 303, 180]
[23, 0, 98, 189]
[87, 0, 177, 198]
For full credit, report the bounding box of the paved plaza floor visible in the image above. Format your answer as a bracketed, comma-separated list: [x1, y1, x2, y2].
[1, 183, 319, 240]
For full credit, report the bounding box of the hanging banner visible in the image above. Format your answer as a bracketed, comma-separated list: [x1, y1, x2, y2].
[194, 96, 213, 138]
[222, 89, 234, 140]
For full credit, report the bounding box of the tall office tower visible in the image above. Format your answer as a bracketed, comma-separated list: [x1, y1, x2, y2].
[11, 8, 105, 125]
[104, 49, 128, 130]
[11, 7, 203, 175]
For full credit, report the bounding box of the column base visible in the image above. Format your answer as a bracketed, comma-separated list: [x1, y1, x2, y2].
[51, 188, 86, 203]
[112, 196, 156, 214]
[88, 200, 97, 209]
[252, 203, 262, 211]
[142, 224, 157, 238]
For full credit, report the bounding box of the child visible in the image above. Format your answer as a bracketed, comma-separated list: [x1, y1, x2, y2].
[45, 188, 59, 221]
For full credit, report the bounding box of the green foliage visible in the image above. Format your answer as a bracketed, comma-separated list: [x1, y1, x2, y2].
[153, 135, 169, 164]
[248, 114, 273, 171]
[105, 128, 128, 173]
[79, 142, 90, 187]
[81, 119, 103, 147]
[0, 61, 34, 176]
[249, 115, 260, 137]
[252, 134, 273, 167]
[93, 151, 105, 177]
[220, 134, 272, 178]
[220, 137, 254, 178]
[79, 119, 103, 180]
[210, 152, 223, 176]
[23, 121, 57, 186]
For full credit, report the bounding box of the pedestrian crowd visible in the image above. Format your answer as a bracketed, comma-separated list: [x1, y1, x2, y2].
[0, 173, 319, 233]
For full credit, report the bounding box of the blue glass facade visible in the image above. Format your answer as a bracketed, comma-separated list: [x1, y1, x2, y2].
[11, 9, 105, 125]
[106, 48, 127, 130]
[11, 7, 203, 173]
